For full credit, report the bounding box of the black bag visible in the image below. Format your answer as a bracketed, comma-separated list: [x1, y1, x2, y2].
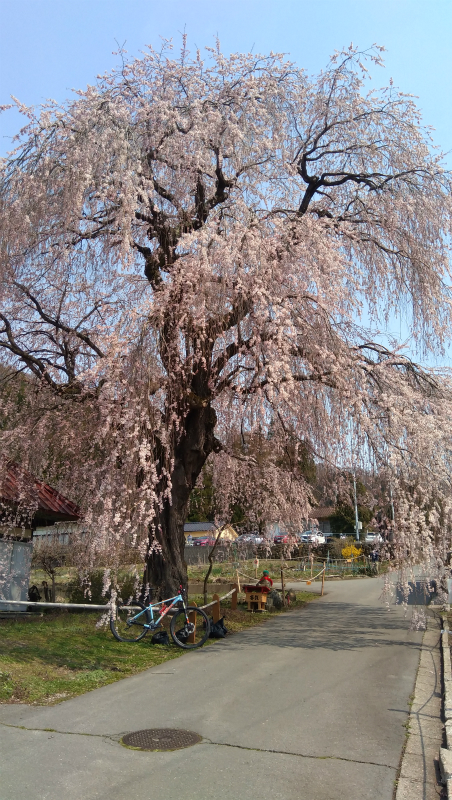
[209, 616, 228, 639]
[175, 627, 189, 643]
[28, 585, 41, 602]
[151, 630, 169, 645]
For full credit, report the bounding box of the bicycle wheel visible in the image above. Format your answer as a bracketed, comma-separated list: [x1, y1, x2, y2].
[110, 601, 151, 642]
[170, 606, 210, 649]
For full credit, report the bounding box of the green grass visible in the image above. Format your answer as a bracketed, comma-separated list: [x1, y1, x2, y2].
[0, 613, 186, 705]
[0, 592, 316, 706]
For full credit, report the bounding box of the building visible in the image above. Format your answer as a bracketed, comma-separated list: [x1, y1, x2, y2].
[184, 522, 238, 542]
[0, 460, 80, 537]
[309, 507, 335, 534]
[0, 461, 80, 611]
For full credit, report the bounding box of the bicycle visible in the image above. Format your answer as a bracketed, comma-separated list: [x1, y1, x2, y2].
[110, 587, 210, 649]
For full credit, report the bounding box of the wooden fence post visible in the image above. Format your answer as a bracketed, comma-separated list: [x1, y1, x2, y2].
[281, 568, 286, 606]
[321, 567, 325, 597]
[212, 593, 220, 623]
[188, 600, 197, 644]
[231, 584, 238, 610]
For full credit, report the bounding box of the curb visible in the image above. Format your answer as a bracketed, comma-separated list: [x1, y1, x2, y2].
[440, 615, 452, 796]
[395, 614, 443, 799]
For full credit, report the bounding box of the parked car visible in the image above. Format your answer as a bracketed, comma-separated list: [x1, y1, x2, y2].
[235, 533, 265, 545]
[300, 530, 326, 544]
[365, 533, 383, 544]
[310, 534, 326, 544]
[193, 536, 216, 546]
[273, 533, 300, 545]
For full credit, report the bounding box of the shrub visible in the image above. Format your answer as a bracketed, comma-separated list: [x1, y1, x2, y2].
[341, 544, 362, 559]
[67, 570, 140, 605]
[31, 542, 68, 601]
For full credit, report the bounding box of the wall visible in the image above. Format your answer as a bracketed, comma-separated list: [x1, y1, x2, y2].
[0, 539, 33, 611]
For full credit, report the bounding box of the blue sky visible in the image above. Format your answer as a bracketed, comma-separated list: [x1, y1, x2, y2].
[1, 0, 451, 364]
[1, 0, 451, 158]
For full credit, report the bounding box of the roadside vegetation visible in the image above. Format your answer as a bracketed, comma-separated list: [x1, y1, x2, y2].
[28, 542, 384, 605]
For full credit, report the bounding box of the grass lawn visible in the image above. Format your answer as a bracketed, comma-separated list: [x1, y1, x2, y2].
[0, 592, 315, 706]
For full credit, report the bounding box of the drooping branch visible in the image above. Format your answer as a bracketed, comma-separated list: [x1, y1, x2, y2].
[13, 282, 105, 359]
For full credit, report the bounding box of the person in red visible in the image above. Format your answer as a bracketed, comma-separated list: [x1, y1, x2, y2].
[258, 570, 273, 587]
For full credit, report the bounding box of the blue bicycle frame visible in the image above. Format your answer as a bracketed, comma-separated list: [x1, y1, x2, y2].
[127, 592, 185, 630]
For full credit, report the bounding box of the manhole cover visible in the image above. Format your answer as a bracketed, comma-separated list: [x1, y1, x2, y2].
[121, 728, 202, 751]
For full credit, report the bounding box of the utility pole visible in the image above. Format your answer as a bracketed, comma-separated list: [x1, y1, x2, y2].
[353, 473, 360, 542]
[389, 484, 395, 542]
[389, 485, 395, 524]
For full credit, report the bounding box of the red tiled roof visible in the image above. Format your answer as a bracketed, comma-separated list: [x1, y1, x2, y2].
[1, 461, 80, 521]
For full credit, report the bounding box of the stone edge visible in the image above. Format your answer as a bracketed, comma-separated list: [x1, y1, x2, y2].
[440, 614, 452, 796]
[395, 613, 443, 800]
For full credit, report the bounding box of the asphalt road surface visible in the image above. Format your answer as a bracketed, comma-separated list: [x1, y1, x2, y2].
[0, 577, 423, 800]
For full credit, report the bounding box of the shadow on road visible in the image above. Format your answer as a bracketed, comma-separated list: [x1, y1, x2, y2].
[223, 602, 422, 653]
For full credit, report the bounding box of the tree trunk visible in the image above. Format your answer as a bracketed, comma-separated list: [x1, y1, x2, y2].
[143, 404, 217, 600]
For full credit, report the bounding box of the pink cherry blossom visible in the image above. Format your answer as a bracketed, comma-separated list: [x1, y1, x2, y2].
[1, 42, 451, 600]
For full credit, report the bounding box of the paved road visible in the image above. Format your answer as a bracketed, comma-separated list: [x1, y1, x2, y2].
[0, 577, 423, 800]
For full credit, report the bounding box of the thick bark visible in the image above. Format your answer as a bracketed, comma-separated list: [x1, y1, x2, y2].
[142, 404, 217, 600]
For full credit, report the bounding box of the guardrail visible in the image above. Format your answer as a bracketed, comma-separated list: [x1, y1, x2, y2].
[0, 600, 113, 611]
[0, 590, 240, 617]
[1, 575, 321, 619]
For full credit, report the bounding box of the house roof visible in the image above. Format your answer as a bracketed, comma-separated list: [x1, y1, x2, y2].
[1, 461, 80, 524]
[311, 507, 335, 519]
[184, 522, 217, 533]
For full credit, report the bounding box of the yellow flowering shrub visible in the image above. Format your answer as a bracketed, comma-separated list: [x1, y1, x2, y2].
[341, 544, 362, 559]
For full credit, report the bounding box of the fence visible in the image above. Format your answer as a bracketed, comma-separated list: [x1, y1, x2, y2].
[0, 577, 308, 617]
[185, 542, 377, 564]
[187, 550, 378, 578]
[184, 544, 259, 564]
[1, 552, 376, 616]
[0, 586, 240, 619]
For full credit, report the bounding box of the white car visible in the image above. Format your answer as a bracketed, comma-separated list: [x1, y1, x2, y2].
[235, 533, 265, 545]
[300, 531, 325, 544]
[309, 534, 325, 545]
